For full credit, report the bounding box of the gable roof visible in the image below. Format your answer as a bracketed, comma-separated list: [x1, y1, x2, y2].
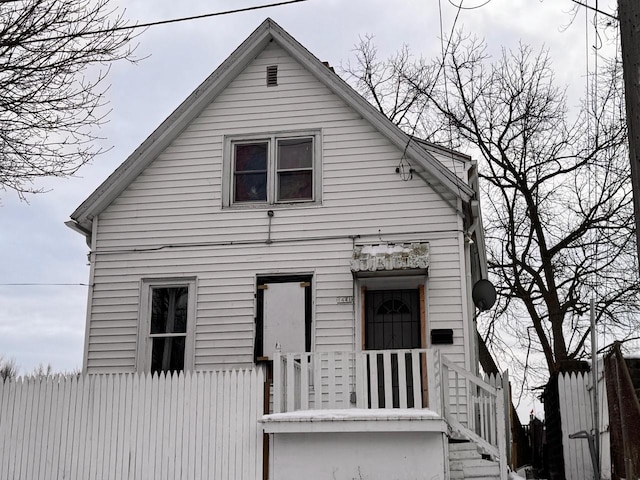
[69, 18, 474, 234]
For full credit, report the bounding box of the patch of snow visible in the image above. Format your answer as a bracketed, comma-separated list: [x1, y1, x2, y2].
[262, 408, 441, 422]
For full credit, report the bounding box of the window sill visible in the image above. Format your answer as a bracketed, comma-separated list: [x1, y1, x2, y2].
[222, 201, 323, 211]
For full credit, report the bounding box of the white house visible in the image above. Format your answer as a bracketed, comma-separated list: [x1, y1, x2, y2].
[60, 18, 507, 480]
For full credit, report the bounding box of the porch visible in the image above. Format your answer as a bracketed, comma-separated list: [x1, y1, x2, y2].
[263, 348, 508, 480]
[0, 350, 508, 479]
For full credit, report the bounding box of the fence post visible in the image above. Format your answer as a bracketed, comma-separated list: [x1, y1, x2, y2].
[501, 371, 512, 468]
[496, 385, 508, 480]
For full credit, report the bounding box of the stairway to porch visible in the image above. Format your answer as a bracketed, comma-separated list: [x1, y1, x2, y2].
[449, 441, 501, 480]
[270, 349, 510, 479]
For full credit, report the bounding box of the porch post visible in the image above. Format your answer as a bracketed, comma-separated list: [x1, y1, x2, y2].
[426, 349, 442, 414]
[355, 352, 367, 408]
[273, 352, 282, 413]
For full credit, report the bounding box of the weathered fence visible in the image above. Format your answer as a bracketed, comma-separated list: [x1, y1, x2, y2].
[557, 370, 611, 480]
[558, 372, 594, 480]
[0, 369, 264, 480]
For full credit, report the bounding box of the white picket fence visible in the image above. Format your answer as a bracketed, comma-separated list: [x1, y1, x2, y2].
[0, 369, 264, 480]
[557, 370, 611, 480]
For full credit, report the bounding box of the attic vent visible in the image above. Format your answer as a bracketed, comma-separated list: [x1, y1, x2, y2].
[266, 65, 278, 86]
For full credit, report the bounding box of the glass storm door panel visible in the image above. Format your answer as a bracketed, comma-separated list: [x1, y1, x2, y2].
[365, 289, 421, 407]
[262, 281, 306, 358]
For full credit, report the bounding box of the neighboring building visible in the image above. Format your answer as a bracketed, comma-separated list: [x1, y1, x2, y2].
[61, 18, 507, 480]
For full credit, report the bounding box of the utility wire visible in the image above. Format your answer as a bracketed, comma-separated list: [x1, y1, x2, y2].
[398, 0, 464, 168]
[447, 0, 493, 10]
[439, 0, 464, 193]
[570, 0, 618, 21]
[19, 0, 311, 43]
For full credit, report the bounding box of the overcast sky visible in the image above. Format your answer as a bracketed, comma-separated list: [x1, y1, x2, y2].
[0, 0, 618, 414]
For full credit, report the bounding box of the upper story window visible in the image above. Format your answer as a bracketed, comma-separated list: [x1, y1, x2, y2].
[234, 142, 268, 202]
[138, 278, 196, 374]
[225, 131, 321, 207]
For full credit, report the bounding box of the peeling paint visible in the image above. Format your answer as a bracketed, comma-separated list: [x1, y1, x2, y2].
[350, 242, 430, 272]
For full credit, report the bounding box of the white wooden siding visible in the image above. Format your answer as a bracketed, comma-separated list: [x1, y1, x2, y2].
[86, 42, 468, 373]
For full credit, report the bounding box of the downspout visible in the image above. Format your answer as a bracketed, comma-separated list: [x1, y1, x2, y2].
[464, 234, 477, 374]
[83, 217, 98, 374]
[462, 234, 478, 375]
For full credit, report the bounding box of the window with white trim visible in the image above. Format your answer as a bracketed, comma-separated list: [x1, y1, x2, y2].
[225, 131, 321, 207]
[138, 278, 196, 374]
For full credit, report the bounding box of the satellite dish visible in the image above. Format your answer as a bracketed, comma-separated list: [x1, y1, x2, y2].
[472, 279, 496, 312]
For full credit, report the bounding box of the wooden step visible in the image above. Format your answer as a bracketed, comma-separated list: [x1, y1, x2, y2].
[449, 441, 499, 480]
[449, 441, 481, 452]
[449, 449, 483, 461]
[449, 444, 482, 459]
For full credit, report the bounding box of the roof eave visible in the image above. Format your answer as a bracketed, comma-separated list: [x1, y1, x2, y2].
[70, 20, 276, 229]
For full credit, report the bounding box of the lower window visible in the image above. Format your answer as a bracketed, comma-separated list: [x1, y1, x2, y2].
[138, 278, 196, 374]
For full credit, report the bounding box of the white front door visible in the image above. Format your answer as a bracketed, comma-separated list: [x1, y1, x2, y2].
[263, 281, 306, 358]
[256, 275, 312, 360]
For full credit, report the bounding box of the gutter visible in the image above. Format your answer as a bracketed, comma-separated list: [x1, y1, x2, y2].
[65, 220, 92, 248]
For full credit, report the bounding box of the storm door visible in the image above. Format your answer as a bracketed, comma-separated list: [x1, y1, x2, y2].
[364, 289, 421, 407]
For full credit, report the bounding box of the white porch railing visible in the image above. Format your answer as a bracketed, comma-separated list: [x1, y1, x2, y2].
[272, 349, 435, 412]
[440, 355, 508, 479]
[272, 349, 508, 477]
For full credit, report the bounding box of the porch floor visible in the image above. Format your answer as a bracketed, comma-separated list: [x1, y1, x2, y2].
[261, 408, 446, 433]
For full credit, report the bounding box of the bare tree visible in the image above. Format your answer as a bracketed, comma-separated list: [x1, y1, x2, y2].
[0, 0, 138, 199]
[29, 363, 53, 379]
[0, 356, 18, 381]
[345, 33, 639, 381]
[343, 36, 440, 138]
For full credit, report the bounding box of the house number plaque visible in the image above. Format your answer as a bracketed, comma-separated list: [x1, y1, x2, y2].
[336, 296, 353, 305]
